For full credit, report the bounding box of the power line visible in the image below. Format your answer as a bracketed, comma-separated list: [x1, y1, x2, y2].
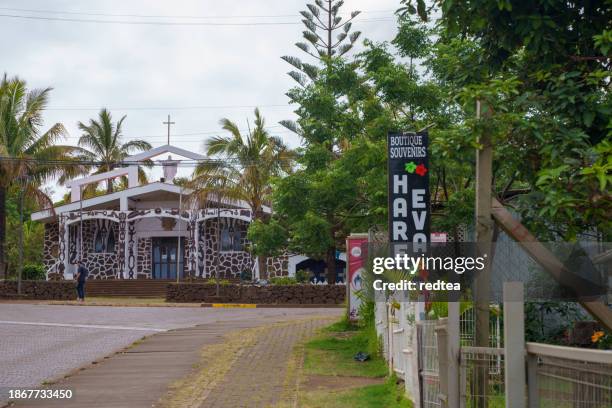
[0, 12, 393, 26]
[60, 125, 295, 140]
[0, 156, 294, 167]
[0, 6, 395, 20]
[42, 104, 293, 111]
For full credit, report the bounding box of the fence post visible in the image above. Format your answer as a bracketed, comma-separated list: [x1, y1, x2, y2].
[526, 353, 539, 407]
[447, 301, 461, 407]
[503, 282, 526, 408]
[436, 318, 449, 407]
[403, 301, 421, 407]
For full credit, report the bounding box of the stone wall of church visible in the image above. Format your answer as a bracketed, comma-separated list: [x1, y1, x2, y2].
[137, 237, 152, 279]
[266, 253, 289, 278]
[41, 214, 290, 280]
[43, 220, 119, 279]
[43, 223, 59, 274]
[199, 218, 253, 279]
[81, 220, 119, 279]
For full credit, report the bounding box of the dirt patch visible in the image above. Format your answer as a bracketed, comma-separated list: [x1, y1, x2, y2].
[303, 375, 385, 391]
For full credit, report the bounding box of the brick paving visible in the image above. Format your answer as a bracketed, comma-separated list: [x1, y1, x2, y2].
[201, 317, 333, 408]
[0, 303, 341, 407]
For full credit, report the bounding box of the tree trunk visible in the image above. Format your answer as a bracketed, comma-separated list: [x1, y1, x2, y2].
[107, 179, 113, 194]
[258, 256, 267, 281]
[0, 186, 5, 278]
[326, 247, 336, 284]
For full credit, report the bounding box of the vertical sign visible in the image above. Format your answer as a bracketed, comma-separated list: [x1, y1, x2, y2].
[347, 234, 368, 320]
[387, 132, 430, 248]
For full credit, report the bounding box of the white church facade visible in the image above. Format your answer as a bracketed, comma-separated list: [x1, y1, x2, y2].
[31, 145, 293, 281]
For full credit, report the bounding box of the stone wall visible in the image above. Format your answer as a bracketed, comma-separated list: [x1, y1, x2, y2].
[137, 237, 152, 279]
[43, 223, 59, 273]
[0, 280, 76, 300]
[166, 283, 345, 304]
[266, 253, 289, 278]
[200, 218, 253, 279]
[81, 220, 119, 279]
[44, 220, 119, 279]
[41, 215, 291, 280]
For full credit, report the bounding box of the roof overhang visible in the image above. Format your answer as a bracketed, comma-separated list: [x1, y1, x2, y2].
[31, 182, 194, 223]
[31, 182, 271, 223]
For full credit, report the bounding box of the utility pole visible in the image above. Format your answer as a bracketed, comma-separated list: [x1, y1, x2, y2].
[17, 175, 31, 296]
[176, 187, 182, 284]
[474, 100, 493, 407]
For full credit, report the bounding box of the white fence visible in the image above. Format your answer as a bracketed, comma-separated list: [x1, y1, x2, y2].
[374, 283, 612, 408]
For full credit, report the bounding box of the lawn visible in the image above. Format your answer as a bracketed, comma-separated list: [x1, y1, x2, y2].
[299, 376, 412, 408]
[297, 317, 413, 408]
[304, 330, 388, 378]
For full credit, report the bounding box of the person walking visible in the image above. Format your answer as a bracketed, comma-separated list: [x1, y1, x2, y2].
[75, 261, 89, 302]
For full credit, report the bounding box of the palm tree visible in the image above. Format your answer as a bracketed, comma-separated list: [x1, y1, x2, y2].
[190, 108, 294, 280]
[0, 74, 87, 276]
[77, 109, 152, 194]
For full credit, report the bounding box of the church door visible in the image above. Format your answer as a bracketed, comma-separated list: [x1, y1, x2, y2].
[152, 237, 184, 280]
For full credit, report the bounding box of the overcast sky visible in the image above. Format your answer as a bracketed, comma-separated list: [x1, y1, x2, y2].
[0, 0, 400, 199]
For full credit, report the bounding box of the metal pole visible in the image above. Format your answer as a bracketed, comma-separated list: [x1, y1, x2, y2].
[216, 201, 220, 297]
[474, 99, 493, 408]
[176, 187, 182, 284]
[17, 177, 24, 295]
[79, 184, 83, 265]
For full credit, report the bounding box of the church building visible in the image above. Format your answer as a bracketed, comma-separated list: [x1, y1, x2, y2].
[31, 144, 299, 281]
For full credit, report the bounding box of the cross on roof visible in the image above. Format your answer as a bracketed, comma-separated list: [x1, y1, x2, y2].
[163, 114, 175, 145]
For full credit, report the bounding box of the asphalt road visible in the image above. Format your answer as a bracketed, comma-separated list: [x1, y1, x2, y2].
[0, 303, 341, 405]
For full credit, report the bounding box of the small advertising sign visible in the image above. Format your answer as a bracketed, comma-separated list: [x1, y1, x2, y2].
[430, 232, 447, 243]
[347, 234, 368, 320]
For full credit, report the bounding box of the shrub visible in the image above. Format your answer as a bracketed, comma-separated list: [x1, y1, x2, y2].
[240, 270, 252, 281]
[295, 269, 311, 283]
[269, 276, 298, 285]
[22, 264, 46, 280]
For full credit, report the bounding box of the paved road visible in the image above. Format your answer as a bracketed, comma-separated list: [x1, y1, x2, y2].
[0, 303, 341, 406]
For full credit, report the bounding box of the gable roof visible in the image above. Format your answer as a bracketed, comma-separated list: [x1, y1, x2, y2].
[126, 144, 206, 162]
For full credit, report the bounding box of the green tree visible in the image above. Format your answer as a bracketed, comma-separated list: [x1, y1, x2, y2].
[407, 0, 612, 240]
[77, 108, 152, 194]
[282, 0, 362, 86]
[191, 108, 294, 279]
[5, 187, 44, 274]
[0, 74, 85, 276]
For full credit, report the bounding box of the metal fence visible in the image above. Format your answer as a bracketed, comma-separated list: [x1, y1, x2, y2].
[527, 343, 612, 407]
[459, 306, 502, 348]
[374, 291, 612, 408]
[459, 346, 506, 408]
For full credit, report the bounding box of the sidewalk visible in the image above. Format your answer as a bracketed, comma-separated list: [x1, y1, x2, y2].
[6, 313, 339, 408]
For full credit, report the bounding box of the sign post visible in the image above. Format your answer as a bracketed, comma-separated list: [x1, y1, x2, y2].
[388, 131, 430, 322]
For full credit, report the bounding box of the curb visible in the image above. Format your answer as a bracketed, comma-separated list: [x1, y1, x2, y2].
[201, 303, 344, 308]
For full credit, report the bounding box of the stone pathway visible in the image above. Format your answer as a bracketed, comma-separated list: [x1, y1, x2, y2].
[200, 318, 333, 408]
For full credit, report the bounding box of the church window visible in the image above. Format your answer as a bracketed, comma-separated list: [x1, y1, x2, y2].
[94, 230, 105, 253]
[220, 224, 243, 252]
[93, 223, 117, 253]
[106, 229, 116, 253]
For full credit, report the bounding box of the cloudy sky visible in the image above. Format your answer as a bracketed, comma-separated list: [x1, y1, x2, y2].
[0, 0, 400, 199]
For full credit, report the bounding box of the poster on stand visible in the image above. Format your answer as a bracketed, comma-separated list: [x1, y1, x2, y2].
[347, 234, 368, 320]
